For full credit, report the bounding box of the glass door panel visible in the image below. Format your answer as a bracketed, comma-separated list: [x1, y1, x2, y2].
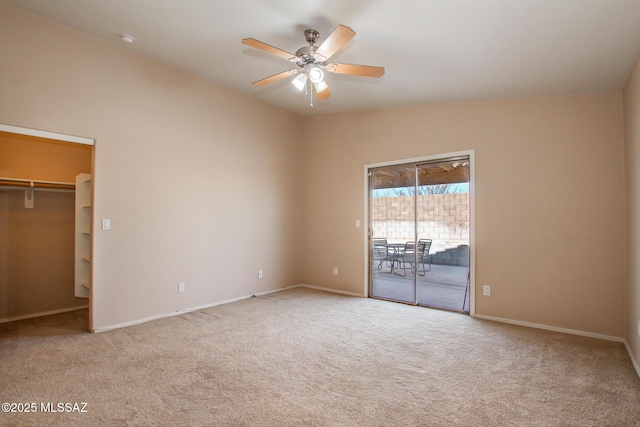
[415, 161, 470, 312]
[369, 167, 416, 304]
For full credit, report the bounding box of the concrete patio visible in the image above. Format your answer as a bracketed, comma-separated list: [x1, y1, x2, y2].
[371, 263, 470, 313]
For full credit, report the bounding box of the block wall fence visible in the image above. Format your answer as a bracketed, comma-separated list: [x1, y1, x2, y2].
[372, 192, 469, 265]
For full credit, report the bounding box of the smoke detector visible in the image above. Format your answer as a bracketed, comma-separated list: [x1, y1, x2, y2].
[119, 34, 135, 44]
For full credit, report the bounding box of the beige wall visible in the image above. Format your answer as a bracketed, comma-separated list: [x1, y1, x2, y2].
[624, 54, 640, 369]
[0, 4, 302, 330]
[301, 94, 625, 338]
[0, 132, 92, 320]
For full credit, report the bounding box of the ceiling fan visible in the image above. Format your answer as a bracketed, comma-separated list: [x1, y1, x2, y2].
[242, 25, 384, 104]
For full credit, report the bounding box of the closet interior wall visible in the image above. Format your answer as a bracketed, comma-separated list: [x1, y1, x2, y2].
[0, 131, 92, 321]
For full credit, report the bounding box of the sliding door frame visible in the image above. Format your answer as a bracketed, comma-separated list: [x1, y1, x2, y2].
[363, 150, 476, 316]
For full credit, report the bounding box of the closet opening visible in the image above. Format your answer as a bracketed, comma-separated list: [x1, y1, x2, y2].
[0, 124, 95, 333]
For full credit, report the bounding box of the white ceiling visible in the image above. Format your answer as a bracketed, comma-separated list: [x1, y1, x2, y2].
[4, 0, 640, 115]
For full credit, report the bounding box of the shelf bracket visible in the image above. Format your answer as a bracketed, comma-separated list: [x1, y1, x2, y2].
[24, 182, 34, 209]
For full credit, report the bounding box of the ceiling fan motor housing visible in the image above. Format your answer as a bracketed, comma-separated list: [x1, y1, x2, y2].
[295, 29, 329, 66]
[295, 45, 323, 64]
[304, 29, 320, 45]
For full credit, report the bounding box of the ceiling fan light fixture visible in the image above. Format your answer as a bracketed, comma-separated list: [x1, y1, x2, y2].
[308, 66, 324, 84]
[291, 73, 308, 91]
[314, 80, 328, 93]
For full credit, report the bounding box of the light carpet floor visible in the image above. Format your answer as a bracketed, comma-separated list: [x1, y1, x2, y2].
[1, 287, 639, 426]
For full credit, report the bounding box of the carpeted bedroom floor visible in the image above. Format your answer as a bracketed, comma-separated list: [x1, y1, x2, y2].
[1, 287, 639, 426]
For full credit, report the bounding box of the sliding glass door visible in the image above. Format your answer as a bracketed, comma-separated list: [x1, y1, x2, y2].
[369, 157, 470, 313]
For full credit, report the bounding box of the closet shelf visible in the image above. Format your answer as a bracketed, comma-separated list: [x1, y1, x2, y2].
[75, 173, 92, 300]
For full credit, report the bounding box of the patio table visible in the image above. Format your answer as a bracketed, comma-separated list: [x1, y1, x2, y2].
[386, 243, 406, 274]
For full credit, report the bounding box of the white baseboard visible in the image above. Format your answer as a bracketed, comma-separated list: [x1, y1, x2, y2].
[91, 285, 301, 333]
[298, 283, 364, 298]
[624, 340, 640, 379]
[474, 314, 624, 343]
[0, 305, 89, 324]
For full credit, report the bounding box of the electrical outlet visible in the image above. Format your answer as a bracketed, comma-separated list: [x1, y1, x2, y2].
[258, 270, 263, 279]
[333, 267, 338, 275]
[483, 285, 491, 296]
[178, 282, 185, 293]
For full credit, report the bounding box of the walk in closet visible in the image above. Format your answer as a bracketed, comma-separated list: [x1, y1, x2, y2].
[0, 129, 93, 325]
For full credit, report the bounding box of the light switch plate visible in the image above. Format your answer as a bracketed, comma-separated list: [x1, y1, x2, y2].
[102, 219, 111, 230]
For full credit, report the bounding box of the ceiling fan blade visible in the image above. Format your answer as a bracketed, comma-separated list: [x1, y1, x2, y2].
[326, 63, 385, 78]
[315, 25, 356, 61]
[315, 85, 331, 100]
[242, 38, 297, 62]
[252, 69, 296, 87]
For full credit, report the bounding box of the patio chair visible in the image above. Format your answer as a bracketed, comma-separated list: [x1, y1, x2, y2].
[394, 239, 432, 277]
[417, 238, 432, 275]
[394, 242, 424, 277]
[372, 238, 392, 271]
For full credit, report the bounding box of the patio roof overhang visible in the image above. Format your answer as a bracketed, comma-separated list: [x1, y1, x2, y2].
[372, 161, 469, 190]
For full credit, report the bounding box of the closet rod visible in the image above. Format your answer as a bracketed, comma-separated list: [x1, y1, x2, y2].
[0, 176, 75, 189]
